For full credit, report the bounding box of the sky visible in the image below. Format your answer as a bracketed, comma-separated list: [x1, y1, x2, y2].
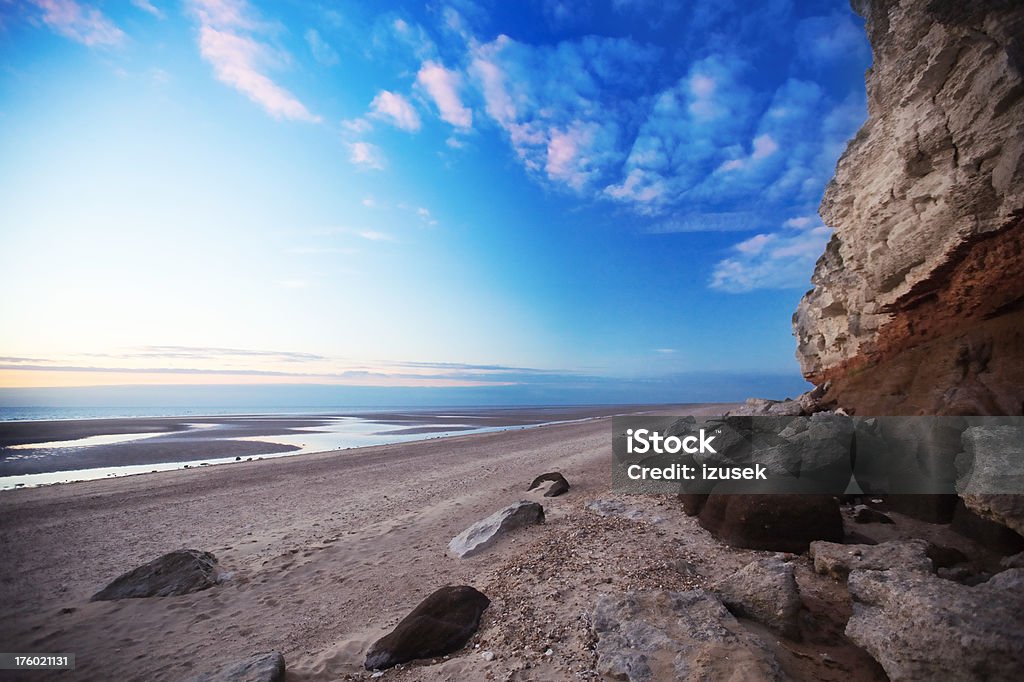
[0, 0, 872, 406]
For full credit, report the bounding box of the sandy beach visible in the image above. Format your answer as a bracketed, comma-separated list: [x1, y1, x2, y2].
[0, 406, 1003, 681]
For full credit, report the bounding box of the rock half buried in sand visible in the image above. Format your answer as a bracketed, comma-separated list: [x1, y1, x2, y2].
[846, 568, 1024, 681]
[91, 549, 221, 601]
[527, 471, 570, 497]
[713, 556, 802, 640]
[697, 484, 843, 553]
[190, 652, 285, 682]
[592, 590, 784, 681]
[853, 505, 894, 524]
[448, 501, 544, 558]
[810, 540, 932, 581]
[365, 585, 490, 670]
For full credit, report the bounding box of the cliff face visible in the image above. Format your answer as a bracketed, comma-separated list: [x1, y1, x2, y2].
[793, 0, 1024, 416]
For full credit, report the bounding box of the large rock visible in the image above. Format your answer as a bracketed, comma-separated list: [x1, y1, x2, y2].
[591, 590, 784, 681]
[713, 556, 802, 640]
[698, 487, 844, 553]
[365, 585, 490, 670]
[527, 472, 570, 497]
[810, 540, 933, 580]
[448, 501, 544, 558]
[91, 549, 221, 601]
[845, 568, 1024, 681]
[956, 424, 1024, 535]
[792, 0, 1024, 416]
[190, 652, 285, 682]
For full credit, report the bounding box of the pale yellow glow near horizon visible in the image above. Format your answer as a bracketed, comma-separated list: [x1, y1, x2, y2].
[0, 370, 513, 389]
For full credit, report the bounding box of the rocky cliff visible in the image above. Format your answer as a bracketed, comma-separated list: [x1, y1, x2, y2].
[793, 0, 1024, 416]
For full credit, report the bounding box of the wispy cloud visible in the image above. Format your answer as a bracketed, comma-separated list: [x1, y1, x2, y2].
[416, 61, 472, 129]
[357, 230, 394, 242]
[305, 28, 339, 66]
[30, 0, 125, 46]
[369, 90, 421, 131]
[348, 141, 386, 169]
[709, 217, 832, 293]
[190, 0, 320, 123]
[131, 0, 164, 19]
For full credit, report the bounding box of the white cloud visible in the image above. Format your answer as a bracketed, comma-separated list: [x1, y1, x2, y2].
[131, 0, 165, 19]
[341, 117, 372, 135]
[710, 222, 832, 293]
[190, 0, 320, 123]
[31, 0, 125, 46]
[305, 28, 339, 66]
[369, 90, 421, 132]
[358, 230, 394, 241]
[716, 133, 779, 172]
[361, 196, 377, 207]
[348, 141, 386, 169]
[416, 61, 473, 129]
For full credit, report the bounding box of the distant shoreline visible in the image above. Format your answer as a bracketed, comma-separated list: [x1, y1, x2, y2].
[0, 404, 719, 490]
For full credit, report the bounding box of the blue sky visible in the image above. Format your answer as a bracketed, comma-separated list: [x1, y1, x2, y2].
[0, 0, 871, 405]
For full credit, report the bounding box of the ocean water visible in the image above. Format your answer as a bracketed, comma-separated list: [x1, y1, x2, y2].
[0, 406, 417, 422]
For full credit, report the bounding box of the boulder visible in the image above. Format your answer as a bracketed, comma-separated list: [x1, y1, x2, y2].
[1002, 551, 1024, 569]
[712, 556, 802, 640]
[853, 505, 894, 524]
[91, 549, 221, 601]
[846, 568, 1024, 681]
[365, 585, 489, 670]
[810, 540, 932, 581]
[698, 487, 843, 553]
[190, 652, 285, 682]
[448, 501, 544, 558]
[677, 493, 708, 517]
[527, 472, 570, 497]
[956, 424, 1024, 536]
[592, 590, 784, 681]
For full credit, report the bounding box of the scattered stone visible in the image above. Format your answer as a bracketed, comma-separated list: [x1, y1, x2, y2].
[727, 398, 803, 417]
[592, 590, 785, 681]
[365, 585, 490, 670]
[91, 549, 221, 601]
[480, 650, 494, 662]
[846, 568, 1024, 681]
[527, 472, 570, 497]
[698, 488, 843, 553]
[853, 505, 894, 524]
[713, 556, 802, 640]
[190, 652, 285, 682]
[586, 499, 664, 525]
[448, 501, 545, 559]
[810, 540, 932, 581]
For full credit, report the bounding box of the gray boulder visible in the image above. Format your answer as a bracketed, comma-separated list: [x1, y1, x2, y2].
[365, 585, 490, 670]
[846, 568, 1024, 681]
[713, 556, 802, 640]
[92, 549, 221, 601]
[592, 590, 784, 681]
[956, 424, 1024, 536]
[191, 652, 285, 682]
[527, 472, 570, 497]
[810, 540, 932, 581]
[448, 501, 544, 558]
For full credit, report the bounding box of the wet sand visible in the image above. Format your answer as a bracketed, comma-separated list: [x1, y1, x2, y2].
[0, 406, 671, 478]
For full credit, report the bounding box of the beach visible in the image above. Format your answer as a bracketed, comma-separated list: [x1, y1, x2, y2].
[6, 405, 992, 680]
